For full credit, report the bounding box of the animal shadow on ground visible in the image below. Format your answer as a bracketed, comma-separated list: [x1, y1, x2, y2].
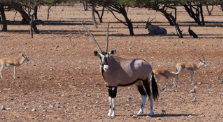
[137, 113, 197, 117]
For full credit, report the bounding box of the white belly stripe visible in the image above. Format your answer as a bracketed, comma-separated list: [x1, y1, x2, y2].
[6, 64, 14, 67]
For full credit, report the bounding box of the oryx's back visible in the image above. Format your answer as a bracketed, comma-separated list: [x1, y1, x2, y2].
[103, 56, 152, 86]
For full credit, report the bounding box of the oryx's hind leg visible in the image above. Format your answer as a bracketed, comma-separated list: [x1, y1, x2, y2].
[142, 77, 154, 116]
[135, 81, 147, 115]
[107, 87, 117, 117]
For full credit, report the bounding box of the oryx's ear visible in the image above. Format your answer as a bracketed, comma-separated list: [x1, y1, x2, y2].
[109, 50, 116, 56]
[94, 51, 99, 56]
[199, 59, 203, 62]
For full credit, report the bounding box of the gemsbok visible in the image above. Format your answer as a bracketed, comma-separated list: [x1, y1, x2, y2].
[81, 22, 159, 117]
[175, 55, 207, 84]
[0, 53, 29, 79]
[145, 17, 167, 35]
[153, 69, 179, 91]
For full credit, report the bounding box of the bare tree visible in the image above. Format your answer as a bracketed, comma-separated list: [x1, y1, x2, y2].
[206, 4, 214, 15]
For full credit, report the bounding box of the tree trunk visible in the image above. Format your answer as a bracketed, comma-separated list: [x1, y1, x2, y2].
[47, 5, 51, 20]
[91, 3, 98, 28]
[94, 7, 104, 23]
[0, 5, 7, 31]
[14, 5, 39, 34]
[151, 6, 182, 38]
[220, 5, 223, 11]
[28, 7, 31, 17]
[206, 5, 214, 15]
[82, 1, 88, 11]
[106, 4, 134, 35]
[15, 6, 30, 24]
[200, 3, 204, 25]
[34, 5, 38, 20]
[183, 4, 202, 25]
[122, 12, 134, 35]
[30, 14, 34, 38]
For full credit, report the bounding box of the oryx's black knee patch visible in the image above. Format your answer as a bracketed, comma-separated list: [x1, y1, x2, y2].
[108, 87, 117, 98]
[137, 85, 146, 96]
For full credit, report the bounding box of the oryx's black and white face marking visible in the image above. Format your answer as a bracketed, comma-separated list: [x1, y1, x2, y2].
[145, 22, 151, 29]
[94, 50, 116, 72]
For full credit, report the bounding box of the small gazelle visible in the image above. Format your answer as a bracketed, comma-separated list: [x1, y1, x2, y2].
[0, 53, 29, 79]
[153, 69, 179, 91]
[175, 55, 207, 84]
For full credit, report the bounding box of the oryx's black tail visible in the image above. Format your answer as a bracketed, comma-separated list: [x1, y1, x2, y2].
[151, 72, 159, 100]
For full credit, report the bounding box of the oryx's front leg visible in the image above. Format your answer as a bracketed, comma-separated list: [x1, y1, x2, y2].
[136, 85, 147, 115]
[107, 87, 117, 117]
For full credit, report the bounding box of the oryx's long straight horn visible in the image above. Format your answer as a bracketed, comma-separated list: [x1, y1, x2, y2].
[105, 22, 110, 52]
[80, 21, 102, 53]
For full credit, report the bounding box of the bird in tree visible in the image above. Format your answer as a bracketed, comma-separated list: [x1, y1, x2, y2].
[188, 26, 198, 38]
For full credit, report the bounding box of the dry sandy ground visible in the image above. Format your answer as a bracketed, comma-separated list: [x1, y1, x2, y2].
[0, 3, 223, 122]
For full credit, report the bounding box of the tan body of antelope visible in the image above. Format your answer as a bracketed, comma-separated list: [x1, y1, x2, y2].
[81, 22, 159, 117]
[175, 57, 206, 84]
[153, 69, 179, 91]
[0, 53, 29, 79]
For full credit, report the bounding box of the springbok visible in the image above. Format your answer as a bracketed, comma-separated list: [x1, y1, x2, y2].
[145, 17, 167, 35]
[153, 69, 179, 91]
[175, 56, 207, 84]
[81, 22, 159, 117]
[0, 53, 29, 79]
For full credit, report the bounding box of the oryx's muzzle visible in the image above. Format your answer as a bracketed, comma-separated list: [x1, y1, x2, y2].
[103, 65, 109, 72]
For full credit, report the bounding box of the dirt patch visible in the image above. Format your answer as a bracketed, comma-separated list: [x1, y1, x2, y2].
[0, 4, 223, 121]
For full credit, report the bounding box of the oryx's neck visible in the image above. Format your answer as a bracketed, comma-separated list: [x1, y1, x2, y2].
[101, 56, 115, 78]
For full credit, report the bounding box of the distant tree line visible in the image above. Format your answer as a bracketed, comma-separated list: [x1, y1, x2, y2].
[0, 0, 223, 38]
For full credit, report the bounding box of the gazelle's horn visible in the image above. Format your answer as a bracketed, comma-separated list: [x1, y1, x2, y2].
[105, 21, 110, 53]
[202, 54, 205, 61]
[80, 21, 102, 53]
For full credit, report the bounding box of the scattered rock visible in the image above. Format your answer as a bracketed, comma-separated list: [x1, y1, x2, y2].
[31, 108, 36, 112]
[49, 104, 53, 109]
[22, 102, 27, 105]
[127, 97, 131, 101]
[190, 89, 196, 93]
[48, 77, 54, 80]
[125, 104, 130, 106]
[1, 105, 6, 110]
[132, 115, 138, 118]
[194, 86, 198, 89]
[197, 82, 202, 85]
